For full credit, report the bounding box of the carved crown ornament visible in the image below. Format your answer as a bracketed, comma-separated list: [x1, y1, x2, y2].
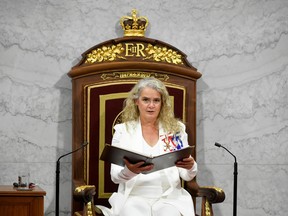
[83, 9, 187, 66]
[120, 9, 149, 37]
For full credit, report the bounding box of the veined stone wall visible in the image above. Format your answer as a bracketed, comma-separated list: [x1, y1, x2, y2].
[0, 0, 287, 215]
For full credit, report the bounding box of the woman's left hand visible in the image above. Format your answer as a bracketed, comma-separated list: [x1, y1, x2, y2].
[176, 156, 195, 170]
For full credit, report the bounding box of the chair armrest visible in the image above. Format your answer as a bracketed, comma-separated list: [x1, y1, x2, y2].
[186, 180, 225, 216]
[74, 184, 96, 203]
[186, 180, 225, 204]
[197, 186, 225, 204]
[73, 180, 96, 203]
[73, 181, 104, 216]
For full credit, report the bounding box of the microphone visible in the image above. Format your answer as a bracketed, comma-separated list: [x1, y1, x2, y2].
[215, 142, 238, 216]
[215, 142, 237, 163]
[56, 141, 89, 216]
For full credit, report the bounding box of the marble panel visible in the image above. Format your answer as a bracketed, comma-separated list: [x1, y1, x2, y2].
[0, 0, 287, 215]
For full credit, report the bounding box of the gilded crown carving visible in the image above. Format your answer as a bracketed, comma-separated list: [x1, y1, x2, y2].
[82, 9, 186, 66]
[120, 9, 149, 37]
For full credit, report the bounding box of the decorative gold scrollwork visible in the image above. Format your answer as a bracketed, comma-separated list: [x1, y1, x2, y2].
[85, 44, 126, 63]
[144, 44, 184, 65]
[101, 72, 169, 81]
[85, 42, 184, 65]
[87, 202, 93, 216]
[205, 199, 212, 216]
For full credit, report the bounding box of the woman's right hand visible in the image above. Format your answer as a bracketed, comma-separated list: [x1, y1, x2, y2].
[123, 158, 154, 174]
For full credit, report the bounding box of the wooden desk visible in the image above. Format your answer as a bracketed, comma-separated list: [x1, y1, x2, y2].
[0, 185, 46, 216]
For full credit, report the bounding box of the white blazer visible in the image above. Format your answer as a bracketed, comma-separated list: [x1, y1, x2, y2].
[99, 120, 197, 216]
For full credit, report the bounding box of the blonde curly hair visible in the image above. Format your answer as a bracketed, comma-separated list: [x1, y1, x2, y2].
[121, 77, 182, 134]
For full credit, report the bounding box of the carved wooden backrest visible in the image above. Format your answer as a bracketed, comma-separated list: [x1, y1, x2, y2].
[69, 35, 202, 212]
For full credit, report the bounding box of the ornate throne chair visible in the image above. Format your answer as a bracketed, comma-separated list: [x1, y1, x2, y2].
[68, 10, 225, 216]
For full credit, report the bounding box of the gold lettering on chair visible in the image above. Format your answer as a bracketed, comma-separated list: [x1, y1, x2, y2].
[137, 43, 146, 56]
[125, 43, 146, 57]
[101, 72, 169, 81]
[84, 42, 184, 65]
[125, 43, 134, 57]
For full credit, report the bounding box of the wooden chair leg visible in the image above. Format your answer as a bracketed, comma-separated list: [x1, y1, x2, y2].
[201, 197, 214, 216]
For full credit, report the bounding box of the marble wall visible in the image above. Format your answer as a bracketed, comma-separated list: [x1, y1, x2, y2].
[0, 0, 287, 215]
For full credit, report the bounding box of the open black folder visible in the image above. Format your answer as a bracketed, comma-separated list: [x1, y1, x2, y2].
[100, 144, 194, 174]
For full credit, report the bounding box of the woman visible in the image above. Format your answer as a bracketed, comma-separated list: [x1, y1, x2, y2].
[99, 77, 197, 216]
